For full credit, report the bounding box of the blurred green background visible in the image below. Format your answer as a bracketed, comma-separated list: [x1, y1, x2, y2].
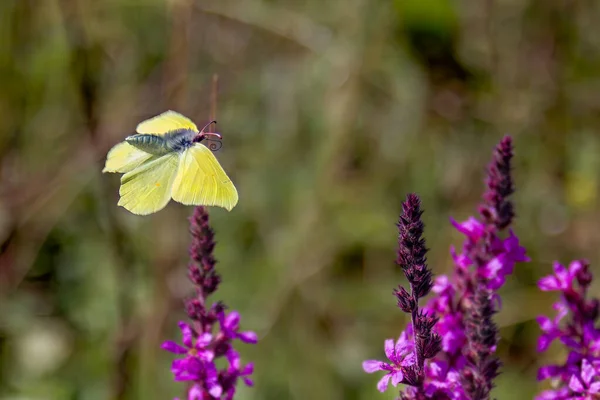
[1, 0, 600, 399]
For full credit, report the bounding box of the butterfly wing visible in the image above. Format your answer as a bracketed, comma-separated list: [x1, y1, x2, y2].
[136, 110, 198, 135]
[171, 143, 238, 211]
[118, 153, 179, 215]
[103, 141, 154, 173]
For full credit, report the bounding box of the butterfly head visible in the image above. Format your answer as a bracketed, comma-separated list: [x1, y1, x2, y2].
[194, 120, 222, 151]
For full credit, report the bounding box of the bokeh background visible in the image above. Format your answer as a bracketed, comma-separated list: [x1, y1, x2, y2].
[1, 0, 600, 399]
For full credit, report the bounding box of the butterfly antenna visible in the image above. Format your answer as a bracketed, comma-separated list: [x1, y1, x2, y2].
[199, 120, 221, 140]
[200, 120, 217, 133]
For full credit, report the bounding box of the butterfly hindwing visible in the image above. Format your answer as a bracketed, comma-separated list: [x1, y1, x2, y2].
[171, 143, 238, 211]
[117, 153, 179, 215]
[103, 142, 154, 173]
[136, 110, 198, 135]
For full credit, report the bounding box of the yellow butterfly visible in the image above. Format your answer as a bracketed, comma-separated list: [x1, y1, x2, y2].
[103, 110, 238, 215]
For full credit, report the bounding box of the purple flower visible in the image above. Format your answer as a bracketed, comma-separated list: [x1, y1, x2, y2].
[451, 216, 485, 242]
[536, 260, 600, 399]
[568, 359, 600, 395]
[538, 261, 584, 292]
[413, 136, 526, 400]
[162, 322, 214, 381]
[364, 194, 441, 396]
[220, 350, 255, 400]
[163, 207, 257, 400]
[422, 361, 467, 400]
[219, 311, 258, 344]
[482, 230, 529, 289]
[366, 138, 528, 399]
[536, 302, 568, 352]
[363, 331, 416, 392]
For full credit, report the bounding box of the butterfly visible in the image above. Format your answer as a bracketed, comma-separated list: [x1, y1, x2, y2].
[103, 110, 238, 215]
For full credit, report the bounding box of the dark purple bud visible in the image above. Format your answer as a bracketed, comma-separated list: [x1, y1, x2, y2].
[576, 260, 592, 287]
[401, 365, 422, 387]
[414, 310, 438, 337]
[422, 333, 442, 359]
[481, 135, 515, 230]
[396, 194, 433, 300]
[395, 286, 416, 313]
[186, 298, 204, 321]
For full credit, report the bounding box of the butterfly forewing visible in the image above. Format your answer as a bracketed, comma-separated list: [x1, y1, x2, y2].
[171, 143, 238, 211]
[135, 110, 198, 135]
[103, 142, 154, 173]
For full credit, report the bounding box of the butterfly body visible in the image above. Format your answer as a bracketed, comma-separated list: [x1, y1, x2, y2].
[103, 111, 238, 215]
[126, 129, 196, 155]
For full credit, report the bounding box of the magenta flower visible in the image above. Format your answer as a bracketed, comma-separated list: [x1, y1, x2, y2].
[363, 331, 416, 392]
[412, 136, 527, 400]
[536, 302, 568, 352]
[163, 207, 257, 400]
[219, 311, 258, 344]
[536, 260, 600, 399]
[538, 260, 584, 292]
[422, 361, 466, 400]
[220, 350, 255, 400]
[568, 359, 600, 396]
[482, 231, 529, 289]
[451, 217, 485, 242]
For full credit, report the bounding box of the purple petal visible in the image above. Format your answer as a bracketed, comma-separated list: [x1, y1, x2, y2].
[376, 374, 391, 392]
[188, 385, 203, 400]
[569, 375, 585, 393]
[172, 358, 201, 381]
[537, 335, 553, 352]
[224, 311, 240, 331]
[581, 359, 595, 385]
[432, 275, 451, 293]
[224, 387, 236, 400]
[384, 339, 394, 361]
[504, 231, 529, 262]
[483, 257, 503, 278]
[208, 383, 223, 398]
[450, 217, 485, 241]
[242, 363, 254, 375]
[553, 262, 568, 287]
[560, 335, 580, 349]
[535, 388, 570, 400]
[568, 260, 583, 276]
[589, 382, 600, 394]
[538, 276, 559, 291]
[391, 370, 403, 386]
[243, 377, 254, 386]
[401, 352, 416, 367]
[196, 333, 212, 348]
[428, 361, 446, 378]
[538, 365, 561, 381]
[485, 274, 504, 291]
[395, 336, 411, 358]
[363, 360, 384, 373]
[178, 321, 194, 348]
[555, 302, 569, 321]
[198, 349, 215, 362]
[227, 349, 241, 369]
[450, 246, 472, 269]
[161, 341, 188, 354]
[238, 331, 258, 344]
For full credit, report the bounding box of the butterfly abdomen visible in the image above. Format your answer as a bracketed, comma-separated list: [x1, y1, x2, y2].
[126, 134, 171, 155]
[126, 129, 197, 155]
